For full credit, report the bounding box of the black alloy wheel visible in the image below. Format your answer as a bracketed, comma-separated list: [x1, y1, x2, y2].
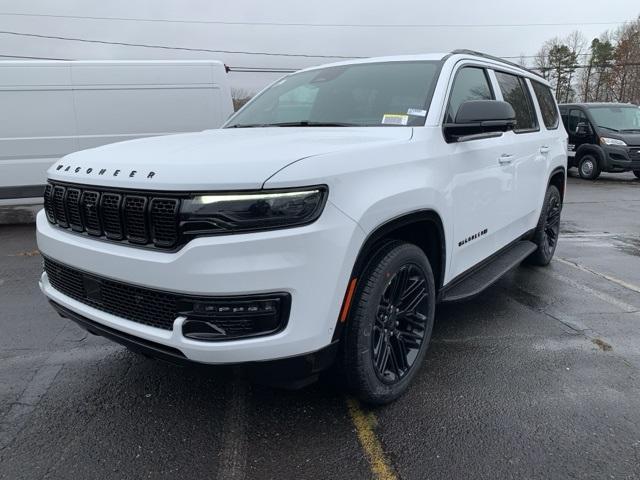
[527, 185, 562, 266]
[372, 263, 429, 384]
[341, 241, 436, 405]
[542, 193, 561, 255]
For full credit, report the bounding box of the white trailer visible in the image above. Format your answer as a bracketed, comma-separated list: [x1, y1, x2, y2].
[0, 60, 234, 205]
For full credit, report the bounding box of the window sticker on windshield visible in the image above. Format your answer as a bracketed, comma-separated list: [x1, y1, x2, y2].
[407, 108, 427, 117]
[382, 114, 409, 125]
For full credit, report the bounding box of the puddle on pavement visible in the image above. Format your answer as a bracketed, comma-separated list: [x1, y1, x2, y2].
[559, 232, 640, 257]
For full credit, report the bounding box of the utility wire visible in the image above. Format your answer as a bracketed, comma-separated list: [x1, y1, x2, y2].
[0, 29, 609, 61]
[0, 12, 631, 28]
[0, 30, 364, 59]
[0, 53, 70, 60]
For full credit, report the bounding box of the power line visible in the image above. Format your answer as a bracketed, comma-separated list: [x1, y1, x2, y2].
[0, 30, 364, 59]
[0, 53, 70, 60]
[0, 12, 632, 28]
[0, 28, 612, 62]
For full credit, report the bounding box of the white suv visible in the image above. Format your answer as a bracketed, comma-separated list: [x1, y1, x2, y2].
[37, 50, 567, 404]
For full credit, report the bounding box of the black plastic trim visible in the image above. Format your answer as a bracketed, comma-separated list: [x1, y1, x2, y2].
[438, 229, 535, 302]
[43, 254, 291, 338]
[0, 184, 46, 200]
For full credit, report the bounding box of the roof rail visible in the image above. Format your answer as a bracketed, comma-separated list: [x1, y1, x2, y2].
[450, 49, 543, 78]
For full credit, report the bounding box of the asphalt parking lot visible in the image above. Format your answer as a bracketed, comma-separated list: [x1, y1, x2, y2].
[1, 171, 639, 480]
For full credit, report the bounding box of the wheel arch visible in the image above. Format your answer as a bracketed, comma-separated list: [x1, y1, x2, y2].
[332, 209, 446, 342]
[351, 210, 446, 290]
[575, 144, 606, 169]
[548, 166, 566, 201]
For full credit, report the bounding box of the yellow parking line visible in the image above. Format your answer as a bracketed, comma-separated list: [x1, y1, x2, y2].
[346, 397, 397, 480]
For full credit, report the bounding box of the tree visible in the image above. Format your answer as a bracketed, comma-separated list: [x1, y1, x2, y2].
[231, 88, 254, 111]
[534, 34, 581, 102]
[611, 17, 640, 104]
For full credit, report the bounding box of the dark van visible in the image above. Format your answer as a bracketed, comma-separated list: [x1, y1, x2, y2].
[559, 103, 640, 180]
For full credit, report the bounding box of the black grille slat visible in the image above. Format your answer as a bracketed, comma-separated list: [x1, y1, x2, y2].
[43, 184, 56, 223]
[52, 186, 68, 228]
[80, 191, 101, 236]
[123, 196, 149, 244]
[150, 198, 180, 248]
[100, 193, 124, 240]
[66, 188, 83, 232]
[44, 182, 182, 250]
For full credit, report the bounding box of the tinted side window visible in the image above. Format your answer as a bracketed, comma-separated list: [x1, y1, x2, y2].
[568, 109, 588, 133]
[446, 67, 493, 122]
[531, 81, 559, 129]
[494, 72, 538, 132]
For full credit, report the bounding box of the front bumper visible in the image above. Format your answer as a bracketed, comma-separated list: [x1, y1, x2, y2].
[50, 300, 339, 387]
[37, 201, 364, 363]
[603, 145, 640, 171]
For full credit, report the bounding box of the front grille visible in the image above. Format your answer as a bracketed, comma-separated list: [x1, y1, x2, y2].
[43, 257, 291, 339]
[44, 257, 177, 330]
[44, 182, 180, 249]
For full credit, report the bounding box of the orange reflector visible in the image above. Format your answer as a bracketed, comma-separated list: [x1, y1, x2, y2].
[339, 278, 358, 323]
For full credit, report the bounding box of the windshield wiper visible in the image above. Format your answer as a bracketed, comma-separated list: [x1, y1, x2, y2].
[267, 121, 359, 127]
[227, 121, 357, 128]
[621, 128, 640, 133]
[226, 123, 275, 128]
[598, 125, 620, 132]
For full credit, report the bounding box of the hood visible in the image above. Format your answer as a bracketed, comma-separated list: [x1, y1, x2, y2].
[48, 127, 413, 190]
[596, 128, 640, 146]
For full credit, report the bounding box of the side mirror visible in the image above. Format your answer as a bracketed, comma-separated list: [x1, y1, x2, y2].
[444, 100, 517, 143]
[576, 122, 592, 136]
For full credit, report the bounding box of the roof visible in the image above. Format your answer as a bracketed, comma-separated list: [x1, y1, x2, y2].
[559, 102, 638, 108]
[296, 49, 543, 83]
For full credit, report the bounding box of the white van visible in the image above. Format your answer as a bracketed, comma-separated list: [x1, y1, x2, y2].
[0, 60, 234, 206]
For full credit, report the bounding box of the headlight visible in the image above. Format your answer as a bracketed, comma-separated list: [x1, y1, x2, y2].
[180, 186, 328, 236]
[600, 137, 627, 146]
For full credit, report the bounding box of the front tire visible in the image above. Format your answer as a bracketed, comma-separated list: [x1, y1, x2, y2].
[527, 185, 562, 266]
[341, 242, 436, 405]
[578, 154, 600, 180]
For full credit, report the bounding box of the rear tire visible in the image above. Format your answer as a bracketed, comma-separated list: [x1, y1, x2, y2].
[633, 170, 640, 179]
[341, 242, 436, 405]
[527, 185, 562, 266]
[578, 154, 600, 180]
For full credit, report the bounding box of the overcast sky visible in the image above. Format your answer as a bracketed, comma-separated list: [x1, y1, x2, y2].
[0, 0, 638, 92]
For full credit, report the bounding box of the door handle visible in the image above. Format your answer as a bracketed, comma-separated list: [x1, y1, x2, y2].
[539, 145, 551, 154]
[498, 154, 514, 165]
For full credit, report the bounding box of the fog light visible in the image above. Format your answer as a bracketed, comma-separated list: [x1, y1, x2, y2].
[178, 294, 290, 341]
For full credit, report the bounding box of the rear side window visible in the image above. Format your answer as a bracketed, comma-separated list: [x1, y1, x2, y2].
[531, 81, 559, 129]
[446, 67, 493, 122]
[494, 72, 538, 132]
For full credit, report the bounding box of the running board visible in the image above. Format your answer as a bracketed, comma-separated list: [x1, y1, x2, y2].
[440, 240, 537, 303]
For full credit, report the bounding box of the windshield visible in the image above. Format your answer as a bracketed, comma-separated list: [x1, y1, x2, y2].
[587, 105, 640, 132]
[226, 61, 442, 128]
